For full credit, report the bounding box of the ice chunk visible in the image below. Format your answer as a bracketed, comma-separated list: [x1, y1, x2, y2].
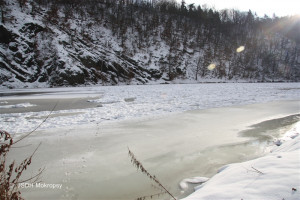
[124, 97, 136, 102]
[179, 177, 209, 190]
[0, 103, 36, 109]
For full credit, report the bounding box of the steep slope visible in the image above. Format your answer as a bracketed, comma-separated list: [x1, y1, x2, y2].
[0, 1, 159, 88]
[0, 0, 299, 88]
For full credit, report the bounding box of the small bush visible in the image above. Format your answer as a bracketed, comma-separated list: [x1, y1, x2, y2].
[0, 130, 42, 200]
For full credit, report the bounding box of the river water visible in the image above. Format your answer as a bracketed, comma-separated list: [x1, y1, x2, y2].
[2, 83, 299, 199]
[8, 101, 299, 200]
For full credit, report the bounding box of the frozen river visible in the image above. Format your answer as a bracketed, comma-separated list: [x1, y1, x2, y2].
[1, 83, 299, 134]
[0, 83, 299, 200]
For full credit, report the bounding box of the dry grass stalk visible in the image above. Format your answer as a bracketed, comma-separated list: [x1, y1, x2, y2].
[128, 148, 176, 200]
[136, 191, 168, 200]
[251, 166, 264, 175]
[14, 101, 58, 145]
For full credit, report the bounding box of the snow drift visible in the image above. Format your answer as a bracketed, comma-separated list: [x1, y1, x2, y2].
[182, 122, 300, 200]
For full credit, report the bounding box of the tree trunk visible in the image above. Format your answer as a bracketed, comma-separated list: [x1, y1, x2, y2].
[0, 7, 4, 24]
[195, 56, 201, 81]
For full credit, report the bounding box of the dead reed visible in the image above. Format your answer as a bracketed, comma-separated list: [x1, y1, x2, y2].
[128, 148, 176, 200]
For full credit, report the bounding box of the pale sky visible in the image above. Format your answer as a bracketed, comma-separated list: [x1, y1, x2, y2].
[178, 0, 300, 17]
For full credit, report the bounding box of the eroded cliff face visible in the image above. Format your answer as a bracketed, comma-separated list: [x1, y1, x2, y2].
[0, 0, 299, 88]
[0, 21, 158, 88]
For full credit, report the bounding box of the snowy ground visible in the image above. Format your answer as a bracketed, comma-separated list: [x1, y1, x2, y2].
[0, 83, 299, 135]
[182, 121, 300, 200]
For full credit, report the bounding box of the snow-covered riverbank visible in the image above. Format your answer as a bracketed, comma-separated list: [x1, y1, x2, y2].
[182, 122, 300, 200]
